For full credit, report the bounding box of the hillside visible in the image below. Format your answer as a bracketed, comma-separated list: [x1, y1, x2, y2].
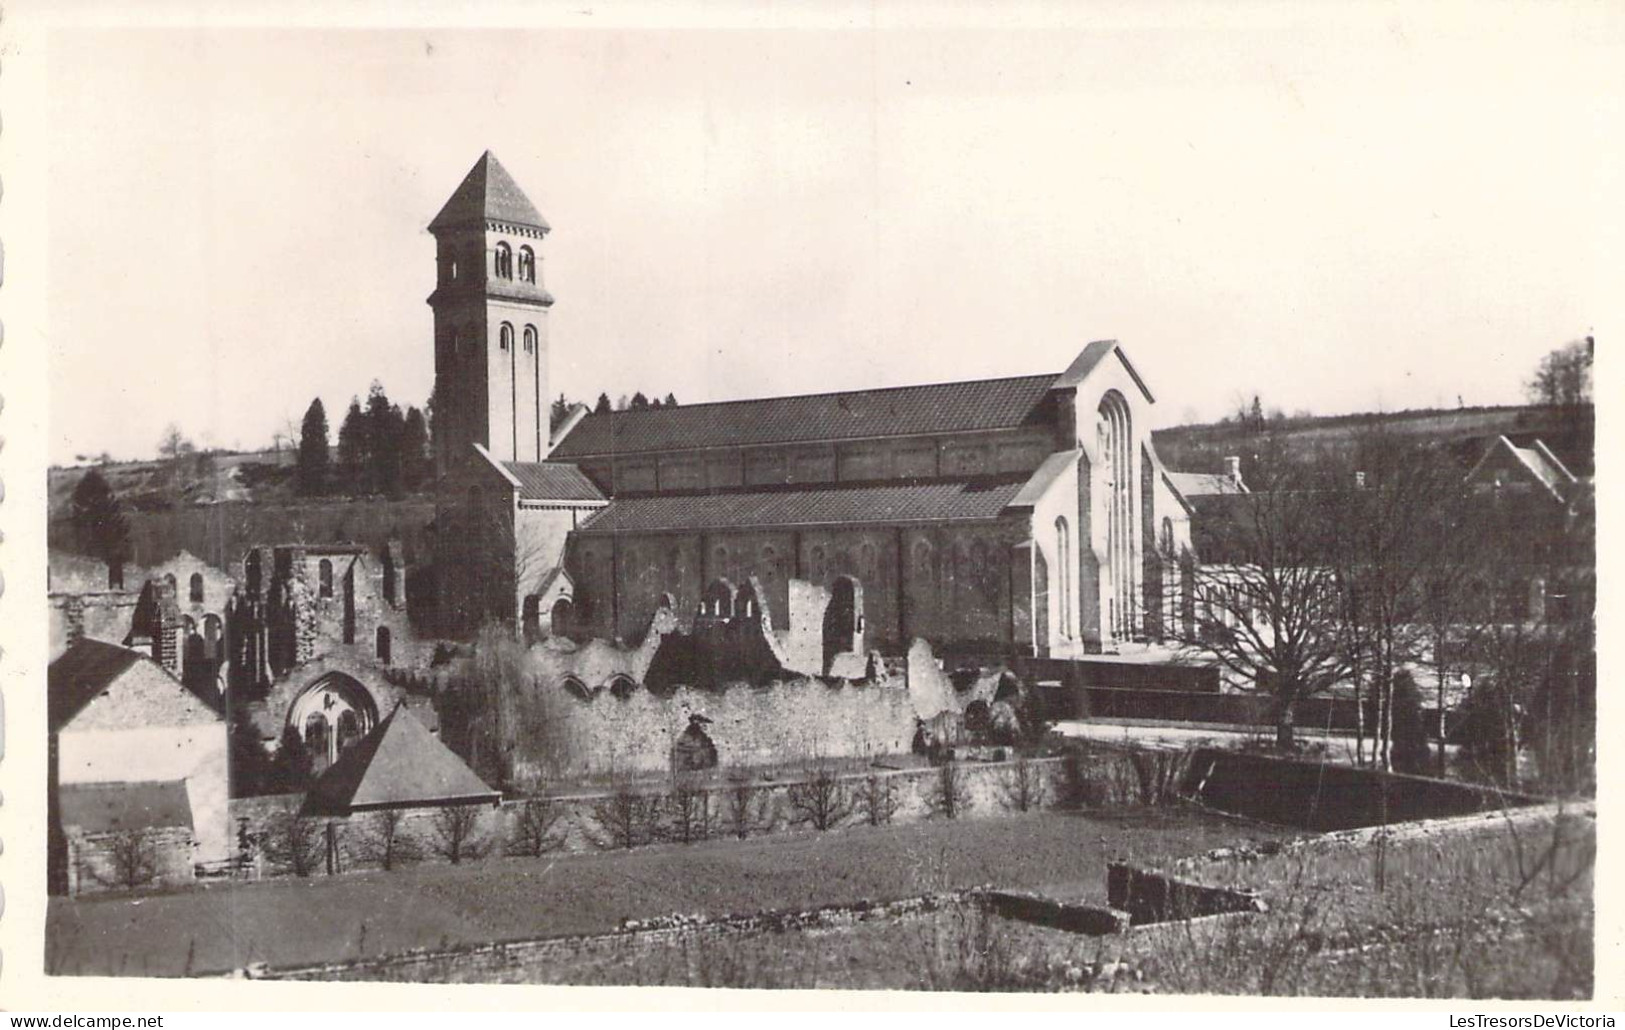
[1153, 404, 1594, 479]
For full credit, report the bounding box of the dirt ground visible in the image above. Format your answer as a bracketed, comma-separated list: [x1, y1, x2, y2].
[47, 806, 1292, 977]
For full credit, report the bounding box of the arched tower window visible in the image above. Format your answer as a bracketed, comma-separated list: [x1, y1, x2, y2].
[494, 242, 513, 279]
[318, 559, 334, 598]
[523, 324, 537, 355]
[499, 323, 514, 352]
[1055, 517, 1072, 639]
[189, 572, 204, 604]
[375, 626, 392, 664]
[518, 246, 535, 283]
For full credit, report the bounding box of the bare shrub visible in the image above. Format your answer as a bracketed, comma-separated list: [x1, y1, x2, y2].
[508, 797, 568, 857]
[90, 830, 160, 890]
[726, 777, 775, 840]
[667, 775, 715, 845]
[998, 756, 1048, 812]
[858, 772, 902, 826]
[927, 759, 971, 819]
[786, 765, 851, 832]
[430, 804, 487, 864]
[590, 783, 663, 850]
[356, 809, 421, 871]
[259, 810, 325, 877]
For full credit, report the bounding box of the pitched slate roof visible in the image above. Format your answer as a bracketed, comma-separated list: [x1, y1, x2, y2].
[429, 151, 550, 233]
[501, 461, 607, 503]
[574, 475, 1030, 535]
[304, 704, 500, 814]
[1466, 435, 1578, 503]
[58, 781, 194, 835]
[549, 374, 1058, 459]
[1166, 471, 1246, 498]
[49, 640, 224, 732]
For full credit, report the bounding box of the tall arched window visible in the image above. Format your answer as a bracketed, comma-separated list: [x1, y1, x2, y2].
[518, 246, 535, 283]
[189, 572, 204, 604]
[1097, 390, 1135, 640]
[494, 242, 513, 279]
[318, 559, 334, 598]
[375, 626, 392, 664]
[1055, 517, 1072, 639]
[523, 324, 537, 355]
[499, 322, 514, 352]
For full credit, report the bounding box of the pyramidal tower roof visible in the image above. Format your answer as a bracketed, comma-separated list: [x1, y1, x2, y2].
[304, 703, 500, 814]
[429, 150, 550, 234]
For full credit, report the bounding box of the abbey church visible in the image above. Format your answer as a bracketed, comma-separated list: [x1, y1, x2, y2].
[434, 151, 1201, 665]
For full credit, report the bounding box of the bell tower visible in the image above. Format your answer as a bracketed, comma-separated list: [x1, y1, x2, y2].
[427, 151, 554, 474]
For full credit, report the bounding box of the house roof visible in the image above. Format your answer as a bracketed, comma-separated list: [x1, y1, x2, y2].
[1466, 435, 1577, 502]
[549, 374, 1058, 459]
[58, 781, 193, 835]
[304, 704, 500, 814]
[49, 640, 223, 731]
[49, 640, 144, 731]
[574, 475, 1031, 535]
[501, 461, 607, 504]
[1166, 471, 1246, 498]
[429, 151, 550, 233]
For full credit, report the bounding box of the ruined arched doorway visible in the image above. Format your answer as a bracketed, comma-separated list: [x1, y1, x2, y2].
[672, 716, 718, 771]
[701, 579, 736, 620]
[550, 597, 573, 637]
[823, 575, 862, 674]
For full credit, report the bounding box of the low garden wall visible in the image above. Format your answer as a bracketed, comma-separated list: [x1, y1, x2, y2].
[1183, 748, 1543, 830]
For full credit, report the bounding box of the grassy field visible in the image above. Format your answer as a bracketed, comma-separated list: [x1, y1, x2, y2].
[47, 807, 1288, 977]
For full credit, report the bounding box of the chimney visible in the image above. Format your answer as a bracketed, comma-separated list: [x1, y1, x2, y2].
[1223, 456, 1241, 482]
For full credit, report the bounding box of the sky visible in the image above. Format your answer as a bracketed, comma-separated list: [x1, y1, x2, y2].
[44, 6, 1622, 465]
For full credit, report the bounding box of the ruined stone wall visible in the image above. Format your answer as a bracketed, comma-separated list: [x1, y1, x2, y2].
[62, 826, 197, 895]
[567, 516, 1030, 656]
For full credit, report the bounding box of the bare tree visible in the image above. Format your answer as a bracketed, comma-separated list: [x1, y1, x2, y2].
[430, 804, 487, 864]
[589, 779, 663, 850]
[1324, 435, 1464, 769]
[857, 772, 903, 826]
[1526, 337, 1593, 408]
[91, 830, 160, 890]
[508, 797, 569, 857]
[666, 774, 715, 844]
[786, 762, 851, 832]
[726, 777, 776, 840]
[998, 756, 1048, 813]
[1172, 450, 1350, 750]
[927, 759, 972, 819]
[356, 808, 420, 871]
[259, 810, 325, 877]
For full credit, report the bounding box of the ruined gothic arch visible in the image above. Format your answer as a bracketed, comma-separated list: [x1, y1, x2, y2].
[286, 672, 381, 772]
[701, 578, 736, 619]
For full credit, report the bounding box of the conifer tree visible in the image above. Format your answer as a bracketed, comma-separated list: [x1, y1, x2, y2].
[401, 406, 430, 490]
[594, 393, 612, 414]
[70, 469, 131, 582]
[296, 398, 330, 495]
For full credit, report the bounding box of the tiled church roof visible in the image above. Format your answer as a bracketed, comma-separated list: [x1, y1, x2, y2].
[549, 374, 1058, 459]
[574, 475, 1030, 534]
[429, 151, 550, 233]
[500, 461, 606, 503]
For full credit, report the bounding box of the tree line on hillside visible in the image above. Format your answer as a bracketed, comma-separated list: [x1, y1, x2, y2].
[298, 383, 430, 497]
